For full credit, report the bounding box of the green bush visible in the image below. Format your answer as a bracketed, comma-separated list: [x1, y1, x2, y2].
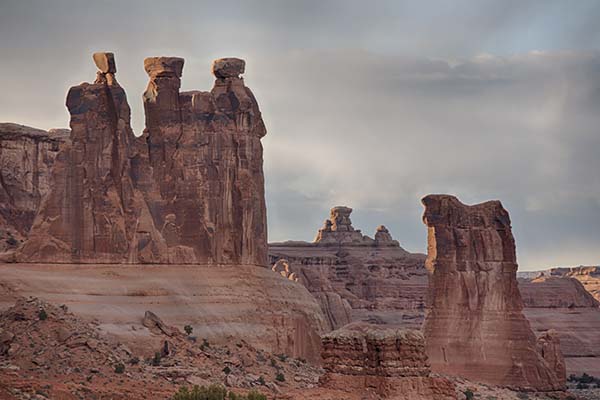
[171, 385, 266, 400]
[114, 363, 125, 374]
[463, 389, 474, 400]
[184, 325, 193, 335]
[223, 366, 231, 375]
[275, 372, 285, 382]
[38, 309, 48, 321]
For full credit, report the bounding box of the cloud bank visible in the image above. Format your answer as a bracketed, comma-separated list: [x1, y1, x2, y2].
[1, 1, 599, 269]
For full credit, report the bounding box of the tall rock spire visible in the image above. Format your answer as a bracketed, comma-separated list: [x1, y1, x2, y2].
[421, 194, 565, 391]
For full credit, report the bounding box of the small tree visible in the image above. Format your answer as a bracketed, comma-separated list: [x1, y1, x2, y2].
[114, 363, 125, 374]
[38, 309, 48, 321]
[184, 325, 193, 336]
[223, 366, 231, 375]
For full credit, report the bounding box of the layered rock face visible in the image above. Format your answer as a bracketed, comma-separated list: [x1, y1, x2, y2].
[520, 275, 600, 376]
[421, 194, 564, 391]
[17, 53, 167, 263]
[0, 123, 68, 251]
[142, 56, 267, 265]
[269, 206, 427, 331]
[545, 266, 600, 302]
[16, 54, 268, 265]
[320, 324, 456, 399]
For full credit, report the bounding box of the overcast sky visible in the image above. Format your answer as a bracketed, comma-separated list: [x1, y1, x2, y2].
[1, 0, 599, 270]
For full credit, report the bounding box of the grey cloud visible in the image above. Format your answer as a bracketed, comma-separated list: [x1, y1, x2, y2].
[0, 1, 599, 269]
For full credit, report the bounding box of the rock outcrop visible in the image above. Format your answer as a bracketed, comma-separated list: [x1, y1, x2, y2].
[519, 275, 600, 376]
[0, 123, 68, 251]
[142, 56, 267, 265]
[269, 206, 427, 331]
[319, 324, 456, 399]
[545, 266, 600, 302]
[421, 194, 564, 391]
[16, 53, 268, 265]
[537, 330, 567, 386]
[519, 276, 599, 308]
[17, 53, 167, 263]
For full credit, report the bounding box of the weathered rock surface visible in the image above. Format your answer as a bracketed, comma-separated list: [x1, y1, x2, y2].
[536, 330, 567, 386]
[0, 263, 327, 363]
[269, 206, 427, 331]
[17, 53, 168, 263]
[0, 123, 68, 251]
[544, 266, 600, 302]
[319, 324, 456, 399]
[15, 53, 268, 265]
[520, 275, 600, 376]
[421, 194, 564, 391]
[519, 276, 599, 308]
[141, 56, 268, 265]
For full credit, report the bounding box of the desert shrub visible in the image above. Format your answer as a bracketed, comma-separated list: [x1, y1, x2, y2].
[576, 383, 590, 390]
[200, 338, 210, 351]
[152, 351, 162, 366]
[223, 366, 231, 375]
[171, 385, 266, 400]
[38, 309, 48, 320]
[277, 353, 287, 362]
[184, 325, 193, 335]
[257, 376, 265, 385]
[245, 391, 267, 400]
[275, 372, 285, 382]
[6, 236, 18, 246]
[270, 358, 277, 367]
[463, 389, 474, 400]
[129, 356, 140, 365]
[114, 363, 125, 374]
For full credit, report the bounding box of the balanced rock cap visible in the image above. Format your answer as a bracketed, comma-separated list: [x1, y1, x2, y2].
[144, 57, 185, 78]
[92, 52, 116, 74]
[212, 58, 245, 79]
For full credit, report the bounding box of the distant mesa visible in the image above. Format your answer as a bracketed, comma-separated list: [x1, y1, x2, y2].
[271, 206, 402, 248]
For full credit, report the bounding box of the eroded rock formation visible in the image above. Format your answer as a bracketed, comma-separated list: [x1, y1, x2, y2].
[520, 275, 600, 376]
[16, 53, 268, 265]
[537, 330, 566, 386]
[17, 53, 167, 263]
[421, 194, 564, 391]
[141, 56, 267, 265]
[0, 123, 68, 251]
[545, 266, 600, 302]
[320, 324, 456, 399]
[269, 206, 427, 331]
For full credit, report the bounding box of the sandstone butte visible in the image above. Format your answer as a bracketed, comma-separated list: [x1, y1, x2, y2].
[315, 324, 456, 400]
[0, 52, 327, 364]
[269, 206, 427, 331]
[16, 53, 267, 265]
[421, 194, 566, 391]
[269, 205, 600, 378]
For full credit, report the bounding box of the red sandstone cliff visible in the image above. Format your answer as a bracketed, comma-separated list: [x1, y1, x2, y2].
[421, 194, 565, 391]
[0, 123, 68, 251]
[269, 206, 427, 331]
[15, 54, 269, 265]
